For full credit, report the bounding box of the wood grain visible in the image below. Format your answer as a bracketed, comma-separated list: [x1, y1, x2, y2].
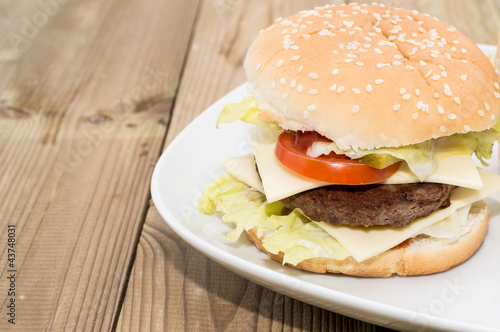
[0, 0, 198, 330]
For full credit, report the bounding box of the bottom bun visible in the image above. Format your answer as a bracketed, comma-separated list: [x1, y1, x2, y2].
[247, 201, 489, 277]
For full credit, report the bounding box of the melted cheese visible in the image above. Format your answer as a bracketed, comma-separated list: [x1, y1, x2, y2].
[316, 168, 500, 262]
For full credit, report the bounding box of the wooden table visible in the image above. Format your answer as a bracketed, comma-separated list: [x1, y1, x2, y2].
[1, 0, 499, 331]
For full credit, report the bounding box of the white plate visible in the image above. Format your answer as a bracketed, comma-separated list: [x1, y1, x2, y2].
[151, 44, 500, 332]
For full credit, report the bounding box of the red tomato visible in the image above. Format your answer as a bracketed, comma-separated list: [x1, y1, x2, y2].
[274, 131, 401, 185]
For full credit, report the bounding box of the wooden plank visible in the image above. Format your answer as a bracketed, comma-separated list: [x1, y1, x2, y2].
[0, 0, 199, 330]
[120, 0, 500, 331]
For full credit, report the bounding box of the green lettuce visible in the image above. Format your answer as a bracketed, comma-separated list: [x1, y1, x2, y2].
[217, 97, 280, 130]
[199, 173, 349, 265]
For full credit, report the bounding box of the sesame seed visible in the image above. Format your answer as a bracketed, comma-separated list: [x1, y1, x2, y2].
[280, 77, 286, 85]
[495, 82, 500, 90]
[400, 88, 406, 95]
[303, 110, 310, 118]
[356, 62, 365, 66]
[352, 88, 361, 94]
[426, 70, 433, 78]
[376, 63, 389, 68]
[344, 59, 353, 63]
[375, 79, 384, 85]
[406, 65, 415, 70]
[478, 110, 485, 116]
[347, 54, 357, 58]
[330, 84, 337, 92]
[271, 81, 276, 89]
[366, 84, 372, 92]
[307, 105, 317, 111]
[412, 112, 418, 120]
[309, 89, 318, 95]
[432, 75, 441, 80]
[461, 75, 467, 81]
[352, 105, 360, 113]
[415, 89, 421, 96]
[461, 48, 467, 54]
[448, 113, 457, 120]
[434, 93, 439, 98]
[332, 50, 339, 54]
[393, 104, 400, 111]
[441, 71, 447, 77]
[440, 125, 446, 132]
[291, 55, 301, 61]
[393, 61, 402, 65]
[297, 66, 303, 73]
[438, 105, 444, 114]
[337, 86, 345, 93]
[256, 63, 262, 70]
[332, 68, 339, 75]
[374, 48, 383, 54]
[444, 90, 452, 96]
[302, 34, 311, 38]
[494, 92, 500, 98]
[454, 97, 461, 105]
[290, 79, 296, 88]
[419, 60, 427, 66]
[485, 102, 490, 111]
[297, 84, 303, 92]
[451, 47, 457, 52]
[403, 94, 411, 100]
[309, 72, 318, 79]
[277, 59, 284, 67]
[290, 45, 299, 50]
[461, 59, 468, 63]
[464, 125, 470, 132]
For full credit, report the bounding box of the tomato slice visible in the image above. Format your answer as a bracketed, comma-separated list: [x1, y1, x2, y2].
[275, 131, 401, 185]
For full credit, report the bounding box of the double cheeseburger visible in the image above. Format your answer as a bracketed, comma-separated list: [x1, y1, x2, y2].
[199, 4, 500, 277]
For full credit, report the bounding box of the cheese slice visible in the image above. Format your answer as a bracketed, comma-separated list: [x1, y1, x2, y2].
[247, 127, 483, 203]
[316, 168, 500, 262]
[221, 155, 264, 193]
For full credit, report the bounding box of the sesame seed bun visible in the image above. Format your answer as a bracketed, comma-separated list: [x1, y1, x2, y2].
[244, 4, 500, 151]
[247, 201, 489, 277]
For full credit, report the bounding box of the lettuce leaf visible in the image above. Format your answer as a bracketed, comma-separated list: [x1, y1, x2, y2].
[217, 97, 280, 130]
[199, 173, 349, 265]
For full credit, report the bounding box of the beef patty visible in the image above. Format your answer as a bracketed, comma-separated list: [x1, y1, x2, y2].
[280, 183, 455, 227]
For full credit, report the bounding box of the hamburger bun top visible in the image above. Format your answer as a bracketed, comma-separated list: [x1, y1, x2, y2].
[244, 4, 500, 151]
